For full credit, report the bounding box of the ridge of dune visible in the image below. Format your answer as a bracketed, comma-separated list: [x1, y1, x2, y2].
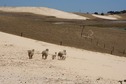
[0, 7, 88, 20]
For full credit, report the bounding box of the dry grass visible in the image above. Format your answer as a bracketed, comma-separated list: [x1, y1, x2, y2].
[118, 13, 126, 20]
[0, 11, 126, 57]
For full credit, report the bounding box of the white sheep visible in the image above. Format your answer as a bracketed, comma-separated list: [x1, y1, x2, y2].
[42, 49, 49, 60]
[58, 50, 66, 60]
[28, 49, 35, 59]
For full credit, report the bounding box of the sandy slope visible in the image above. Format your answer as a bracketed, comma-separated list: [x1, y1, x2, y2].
[92, 14, 118, 20]
[0, 31, 126, 84]
[0, 7, 88, 20]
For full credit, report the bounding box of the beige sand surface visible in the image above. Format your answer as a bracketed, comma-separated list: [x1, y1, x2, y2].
[92, 14, 118, 20]
[0, 31, 126, 84]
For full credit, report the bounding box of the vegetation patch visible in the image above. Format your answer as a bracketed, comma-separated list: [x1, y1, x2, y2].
[0, 11, 126, 57]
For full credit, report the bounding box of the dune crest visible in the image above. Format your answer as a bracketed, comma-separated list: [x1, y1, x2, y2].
[0, 7, 88, 20]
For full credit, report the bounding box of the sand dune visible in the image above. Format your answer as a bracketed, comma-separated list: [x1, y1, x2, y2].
[0, 7, 121, 20]
[0, 31, 126, 84]
[0, 7, 88, 20]
[92, 14, 118, 20]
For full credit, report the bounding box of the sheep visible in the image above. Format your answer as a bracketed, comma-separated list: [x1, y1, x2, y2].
[42, 49, 49, 60]
[27, 49, 34, 59]
[52, 52, 57, 60]
[58, 50, 66, 60]
[118, 79, 126, 84]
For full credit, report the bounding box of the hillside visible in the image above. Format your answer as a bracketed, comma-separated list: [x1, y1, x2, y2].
[0, 7, 88, 20]
[0, 7, 126, 83]
[0, 11, 126, 57]
[1, 7, 125, 20]
[75, 12, 126, 20]
[0, 31, 126, 84]
[118, 13, 126, 20]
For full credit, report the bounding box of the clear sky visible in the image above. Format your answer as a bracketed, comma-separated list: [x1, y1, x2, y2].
[0, 0, 126, 13]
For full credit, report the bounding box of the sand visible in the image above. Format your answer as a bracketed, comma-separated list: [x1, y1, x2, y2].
[92, 14, 118, 20]
[0, 7, 121, 20]
[0, 7, 88, 20]
[0, 31, 126, 84]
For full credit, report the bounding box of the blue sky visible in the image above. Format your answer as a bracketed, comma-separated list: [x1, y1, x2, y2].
[0, 0, 126, 13]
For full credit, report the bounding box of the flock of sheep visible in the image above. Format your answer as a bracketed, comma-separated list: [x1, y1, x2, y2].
[27, 49, 67, 60]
